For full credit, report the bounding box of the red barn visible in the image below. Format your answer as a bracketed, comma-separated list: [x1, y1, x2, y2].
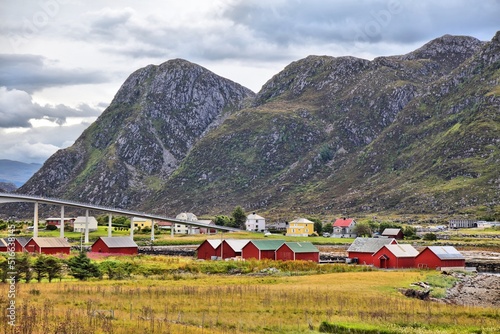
[25, 237, 71, 255]
[242, 240, 284, 260]
[14, 237, 31, 252]
[415, 246, 465, 270]
[276, 242, 319, 262]
[218, 239, 250, 259]
[91, 237, 138, 255]
[196, 239, 222, 260]
[372, 244, 419, 269]
[347, 238, 397, 265]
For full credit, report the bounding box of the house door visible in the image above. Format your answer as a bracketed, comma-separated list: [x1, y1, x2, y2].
[379, 255, 389, 269]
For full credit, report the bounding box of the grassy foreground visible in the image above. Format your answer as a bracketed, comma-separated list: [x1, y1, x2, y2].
[0, 259, 498, 334]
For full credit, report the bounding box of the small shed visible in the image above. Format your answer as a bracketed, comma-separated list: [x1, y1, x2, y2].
[0, 238, 8, 252]
[219, 239, 251, 259]
[276, 242, 319, 262]
[242, 239, 284, 260]
[372, 244, 419, 269]
[196, 239, 222, 260]
[25, 237, 71, 254]
[91, 237, 138, 255]
[415, 246, 465, 270]
[347, 237, 397, 265]
[15, 237, 32, 252]
[381, 228, 404, 240]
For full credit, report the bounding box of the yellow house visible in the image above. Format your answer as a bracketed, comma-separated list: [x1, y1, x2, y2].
[132, 217, 153, 229]
[286, 218, 315, 237]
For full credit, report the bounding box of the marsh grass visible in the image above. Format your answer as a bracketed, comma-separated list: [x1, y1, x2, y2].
[1, 270, 498, 333]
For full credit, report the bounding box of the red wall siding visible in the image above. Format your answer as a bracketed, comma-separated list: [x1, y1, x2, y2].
[276, 244, 294, 261]
[196, 241, 219, 260]
[260, 250, 276, 260]
[221, 241, 238, 259]
[348, 252, 374, 265]
[242, 243, 260, 260]
[295, 252, 319, 262]
[14, 240, 25, 252]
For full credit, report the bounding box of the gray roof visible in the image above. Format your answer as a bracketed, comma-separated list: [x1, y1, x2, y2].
[382, 244, 419, 258]
[347, 237, 396, 253]
[0, 238, 8, 247]
[97, 237, 138, 248]
[425, 246, 465, 260]
[31, 237, 70, 248]
[381, 228, 402, 236]
[16, 237, 31, 247]
[224, 239, 251, 252]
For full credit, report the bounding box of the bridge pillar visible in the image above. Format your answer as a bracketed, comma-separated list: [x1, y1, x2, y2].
[60, 205, 65, 238]
[84, 209, 89, 244]
[130, 217, 134, 239]
[108, 214, 112, 237]
[33, 201, 38, 237]
[171, 223, 174, 238]
[151, 219, 155, 241]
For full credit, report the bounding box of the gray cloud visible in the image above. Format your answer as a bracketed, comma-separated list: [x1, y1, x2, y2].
[0, 54, 110, 93]
[0, 86, 102, 128]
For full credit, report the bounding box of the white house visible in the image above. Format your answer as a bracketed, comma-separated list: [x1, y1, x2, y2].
[73, 216, 98, 232]
[245, 212, 266, 232]
[175, 212, 200, 234]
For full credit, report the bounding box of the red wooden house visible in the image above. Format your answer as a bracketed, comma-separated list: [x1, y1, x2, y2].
[14, 237, 32, 252]
[347, 238, 397, 265]
[218, 239, 250, 259]
[276, 242, 319, 262]
[241, 240, 284, 260]
[415, 246, 465, 270]
[372, 244, 419, 269]
[196, 239, 222, 260]
[91, 237, 138, 255]
[381, 228, 404, 240]
[25, 237, 71, 255]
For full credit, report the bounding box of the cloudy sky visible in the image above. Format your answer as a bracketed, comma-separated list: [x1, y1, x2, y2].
[0, 0, 498, 164]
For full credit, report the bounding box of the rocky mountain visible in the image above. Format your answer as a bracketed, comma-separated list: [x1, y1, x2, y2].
[8, 32, 500, 220]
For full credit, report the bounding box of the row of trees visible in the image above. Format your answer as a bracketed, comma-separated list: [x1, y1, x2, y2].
[213, 206, 247, 229]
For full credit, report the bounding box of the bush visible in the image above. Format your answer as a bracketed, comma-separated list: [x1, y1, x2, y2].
[423, 233, 437, 241]
[46, 224, 58, 231]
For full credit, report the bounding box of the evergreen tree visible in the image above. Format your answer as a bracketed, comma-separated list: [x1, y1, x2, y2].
[45, 256, 62, 282]
[231, 206, 246, 229]
[33, 255, 47, 283]
[67, 252, 101, 280]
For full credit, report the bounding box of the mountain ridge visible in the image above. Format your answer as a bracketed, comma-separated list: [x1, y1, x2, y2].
[5, 32, 500, 221]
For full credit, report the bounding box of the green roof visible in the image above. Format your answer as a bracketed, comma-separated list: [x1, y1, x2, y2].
[250, 239, 285, 250]
[284, 242, 319, 253]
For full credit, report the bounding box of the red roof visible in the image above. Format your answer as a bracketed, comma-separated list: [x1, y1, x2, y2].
[333, 218, 354, 227]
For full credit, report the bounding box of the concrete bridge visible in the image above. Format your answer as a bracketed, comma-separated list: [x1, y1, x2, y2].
[0, 192, 240, 243]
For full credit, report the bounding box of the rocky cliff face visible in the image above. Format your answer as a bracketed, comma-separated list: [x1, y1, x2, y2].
[9, 33, 500, 220]
[18, 59, 254, 208]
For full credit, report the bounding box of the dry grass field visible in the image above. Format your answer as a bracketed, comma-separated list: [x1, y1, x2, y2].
[1, 261, 498, 334]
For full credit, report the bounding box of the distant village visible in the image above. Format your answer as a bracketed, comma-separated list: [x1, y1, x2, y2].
[3, 211, 494, 272]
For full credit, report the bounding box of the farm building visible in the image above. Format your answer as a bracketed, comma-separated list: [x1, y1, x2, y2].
[347, 237, 397, 265]
[175, 212, 200, 234]
[241, 239, 285, 260]
[0, 238, 8, 252]
[45, 217, 75, 227]
[14, 237, 31, 252]
[381, 228, 404, 239]
[286, 218, 315, 236]
[415, 246, 465, 270]
[24, 237, 71, 254]
[276, 242, 319, 262]
[91, 237, 138, 255]
[198, 220, 217, 234]
[73, 216, 98, 232]
[196, 239, 222, 260]
[219, 239, 251, 259]
[245, 213, 266, 232]
[332, 218, 357, 238]
[372, 244, 419, 269]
